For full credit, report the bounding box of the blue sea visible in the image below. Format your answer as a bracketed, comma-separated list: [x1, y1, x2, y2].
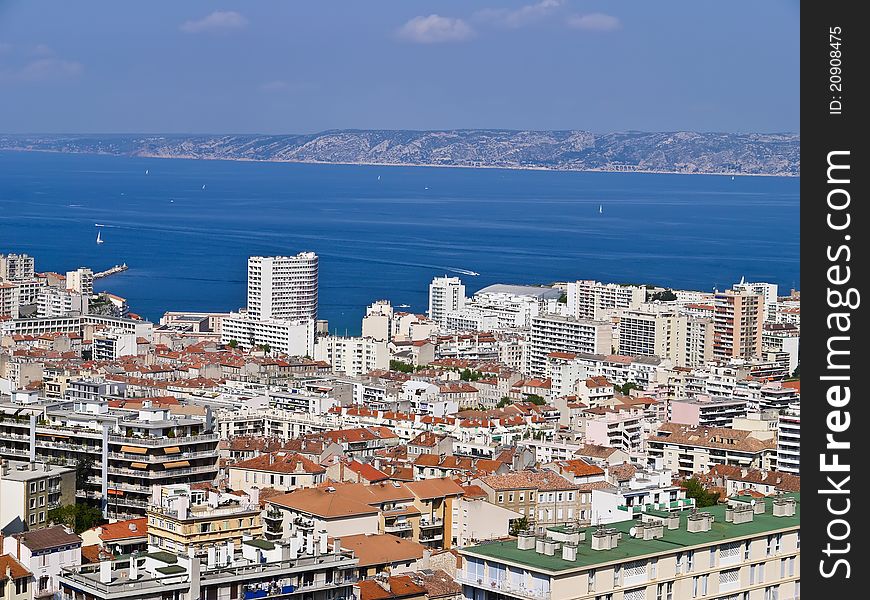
[0, 151, 799, 334]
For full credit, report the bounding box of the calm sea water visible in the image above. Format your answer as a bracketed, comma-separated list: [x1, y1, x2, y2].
[0, 151, 799, 334]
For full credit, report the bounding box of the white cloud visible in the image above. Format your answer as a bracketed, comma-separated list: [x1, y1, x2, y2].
[397, 14, 474, 44]
[567, 13, 621, 32]
[32, 43, 54, 56]
[475, 0, 564, 29]
[181, 10, 248, 34]
[15, 58, 83, 82]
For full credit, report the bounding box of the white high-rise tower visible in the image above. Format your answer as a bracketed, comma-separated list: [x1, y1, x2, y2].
[247, 253, 319, 321]
[428, 276, 465, 326]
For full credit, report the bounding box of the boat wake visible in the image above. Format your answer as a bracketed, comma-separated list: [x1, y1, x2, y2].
[447, 267, 480, 276]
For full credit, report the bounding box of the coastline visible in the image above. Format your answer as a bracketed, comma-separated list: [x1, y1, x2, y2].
[0, 147, 799, 178]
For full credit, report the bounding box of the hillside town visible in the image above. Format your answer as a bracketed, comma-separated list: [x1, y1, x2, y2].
[0, 250, 800, 600]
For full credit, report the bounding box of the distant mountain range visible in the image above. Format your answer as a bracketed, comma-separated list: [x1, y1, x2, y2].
[0, 130, 799, 175]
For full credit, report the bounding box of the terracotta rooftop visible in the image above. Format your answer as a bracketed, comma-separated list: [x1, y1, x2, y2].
[358, 576, 426, 600]
[478, 470, 576, 492]
[268, 487, 378, 518]
[230, 452, 326, 475]
[0, 554, 30, 580]
[339, 533, 424, 568]
[93, 518, 147, 541]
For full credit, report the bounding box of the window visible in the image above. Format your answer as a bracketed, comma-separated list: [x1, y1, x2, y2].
[29, 514, 36, 525]
[686, 550, 695, 572]
[538, 493, 545, 503]
[780, 557, 795, 577]
[16, 579, 28, 595]
[764, 585, 779, 600]
[649, 558, 657, 579]
[29, 499, 36, 509]
[656, 582, 673, 600]
[750, 563, 765, 585]
[519, 493, 525, 502]
[568, 492, 574, 501]
[557, 509, 563, 520]
[767, 534, 782, 556]
[39, 496, 45, 507]
[557, 492, 563, 502]
[538, 510, 545, 521]
[691, 575, 707, 597]
[587, 570, 596, 593]
[796, 530, 800, 549]
[613, 564, 621, 587]
[30, 483, 37, 493]
[39, 480, 46, 491]
[509, 493, 514, 502]
[675, 553, 684, 575]
[744, 540, 751, 560]
[624, 588, 645, 600]
[38, 511, 45, 522]
[519, 508, 525, 515]
[498, 494, 504, 503]
[709, 547, 716, 568]
[567, 508, 574, 519]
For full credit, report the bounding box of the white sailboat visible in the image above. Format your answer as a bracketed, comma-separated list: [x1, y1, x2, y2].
[202, 184, 207, 190]
[145, 169, 149, 175]
[96, 230, 104, 245]
[599, 204, 603, 214]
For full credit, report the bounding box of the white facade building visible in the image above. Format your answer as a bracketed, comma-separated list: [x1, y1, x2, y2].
[66, 267, 95, 295]
[221, 313, 315, 356]
[246, 253, 318, 321]
[428, 276, 465, 326]
[527, 314, 612, 377]
[0, 253, 35, 281]
[92, 330, 138, 361]
[313, 336, 389, 377]
[776, 404, 800, 474]
[37, 288, 89, 318]
[567, 280, 645, 320]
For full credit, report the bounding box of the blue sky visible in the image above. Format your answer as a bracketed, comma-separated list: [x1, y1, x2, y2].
[0, 1, 799, 134]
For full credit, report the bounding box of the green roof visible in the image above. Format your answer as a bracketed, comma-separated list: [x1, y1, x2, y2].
[243, 539, 276, 550]
[147, 551, 179, 564]
[156, 565, 187, 575]
[461, 494, 800, 574]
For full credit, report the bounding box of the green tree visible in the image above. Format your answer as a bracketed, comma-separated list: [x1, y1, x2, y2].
[75, 456, 94, 490]
[389, 360, 414, 373]
[649, 289, 678, 302]
[617, 381, 640, 395]
[48, 504, 106, 534]
[557, 292, 567, 304]
[682, 478, 720, 508]
[788, 364, 800, 380]
[227, 339, 239, 349]
[258, 343, 271, 354]
[524, 394, 546, 405]
[460, 368, 482, 382]
[509, 516, 530, 536]
[497, 396, 512, 408]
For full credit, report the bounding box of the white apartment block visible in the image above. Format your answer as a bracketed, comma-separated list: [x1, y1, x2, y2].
[221, 313, 315, 356]
[37, 288, 89, 318]
[0, 253, 35, 281]
[428, 276, 465, 326]
[361, 300, 393, 342]
[65, 267, 94, 295]
[444, 307, 500, 333]
[618, 307, 687, 366]
[313, 335, 389, 377]
[776, 404, 800, 474]
[528, 314, 612, 377]
[567, 279, 645, 320]
[246, 253, 318, 321]
[583, 410, 644, 455]
[685, 317, 714, 368]
[92, 330, 138, 361]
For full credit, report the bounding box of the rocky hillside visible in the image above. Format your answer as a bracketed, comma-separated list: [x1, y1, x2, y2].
[0, 129, 799, 175]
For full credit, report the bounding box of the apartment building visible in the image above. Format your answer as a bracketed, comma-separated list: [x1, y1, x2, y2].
[146, 485, 263, 556]
[732, 281, 778, 323]
[3, 526, 82, 599]
[247, 253, 318, 321]
[65, 268, 94, 296]
[617, 307, 686, 366]
[314, 336, 389, 377]
[528, 315, 612, 378]
[92, 330, 138, 361]
[646, 423, 777, 477]
[220, 313, 315, 356]
[775, 405, 800, 475]
[228, 451, 327, 492]
[458, 494, 799, 600]
[36, 288, 89, 318]
[0, 459, 75, 532]
[713, 291, 764, 361]
[0, 397, 220, 518]
[474, 471, 579, 534]
[58, 531, 359, 600]
[566, 280, 646, 321]
[428, 277, 465, 326]
[669, 396, 750, 428]
[0, 254, 35, 281]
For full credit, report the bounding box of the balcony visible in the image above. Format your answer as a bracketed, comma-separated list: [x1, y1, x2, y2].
[456, 573, 550, 600]
[107, 433, 219, 446]
[419, 518, 443, 530]
[384, 520, 412, 534]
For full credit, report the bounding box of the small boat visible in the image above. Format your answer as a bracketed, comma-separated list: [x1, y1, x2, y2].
[145, 169, 149, 175]
[377, 175, 381, 181]
[424, 186, 429, 190]
[599, 205, 603, 214]
[96, 230, 104, 245]
[731, 176, 735, 180]
[170, 199, 174, 203]
[202, 184, 207, 190]
[95, 223, 105, 227]
[397, 304, 410, 308]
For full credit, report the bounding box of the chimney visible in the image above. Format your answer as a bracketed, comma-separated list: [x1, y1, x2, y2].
[207, 546, 217, 568]
[772, 497, 796, 517]
[542, 539, 557, 556]
[561, 542, 578, 561]
[687, 511, 715, 533]
[189, 557, 201, 600]
[99, 559, 111, 584]
[666, 513, 680, 530]
[516, 531, 535, 551]
[319, 530, 328, 555]
[535, 536, 546, 554]
[333, 537, 342, 555]
[129, 553, 139, 580]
